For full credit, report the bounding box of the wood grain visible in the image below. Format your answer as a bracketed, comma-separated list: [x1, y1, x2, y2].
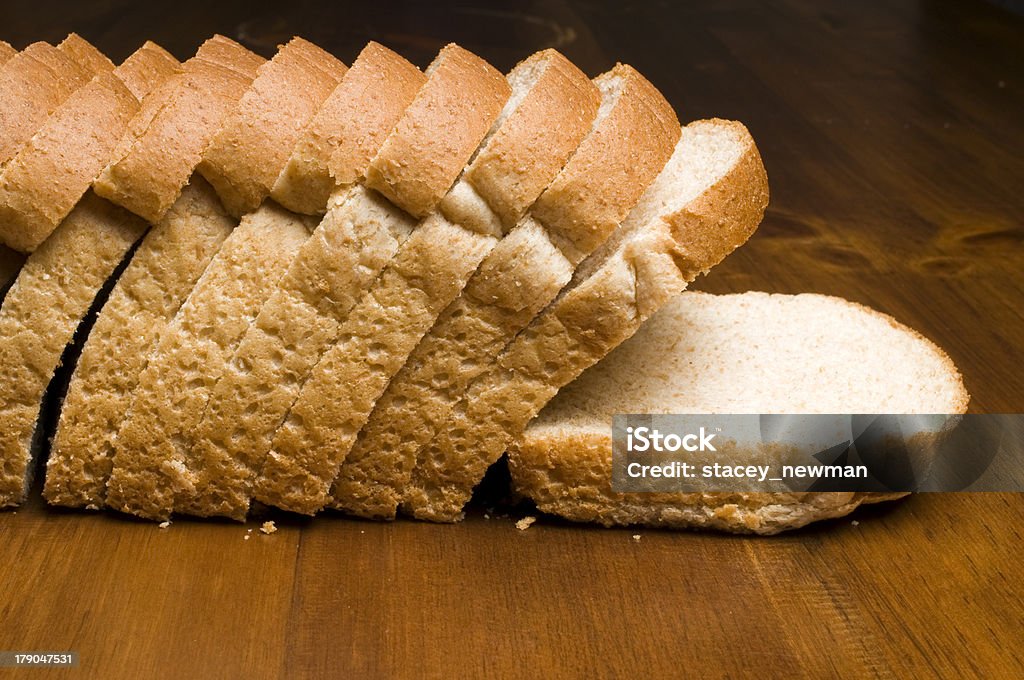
[0, 0, 1022, 678]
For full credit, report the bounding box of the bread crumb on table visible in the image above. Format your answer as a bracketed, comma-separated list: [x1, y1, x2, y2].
[632, 534, 642, 541]
[260, 521, 277, 534]
[851, 520, 860, 526]
[516, 516, 537, 531]
[158, 521, 171, 529]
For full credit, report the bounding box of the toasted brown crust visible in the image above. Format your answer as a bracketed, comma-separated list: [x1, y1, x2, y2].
[112, 41, 180, 101]
[530, 65, 680, 265]
[0, 71, 138, 252]
[0, 42, 97, 168]
[459, 50, 601, 229]
[105, 203, 314, 520]
[57, 33, 113, 75]
[94, 35, 264, 223]
[0, 42, 15, 65]
[0, 193, 147, 507]
[329, 50, 601, 518]
[45, 180, 235, 510]
[198, 37, 347, 216]
[0, 43, 180, 252]
[270, 42, 423, 215]
[365, 44, 510, 218]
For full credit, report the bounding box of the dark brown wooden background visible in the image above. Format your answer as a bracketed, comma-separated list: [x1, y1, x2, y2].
[1, 1, 1022, 678]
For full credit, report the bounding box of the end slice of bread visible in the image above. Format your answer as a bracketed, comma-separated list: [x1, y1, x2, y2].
[45, 179, 234, 509]
[0, 193, 147, 507]
[330, 61, 681, 519]
[402, 119, 768, 521]
[270, 41, 424, 215]
[197, 37, 348, 217]
[0, 43, 180, 252]
[509, 291, 970, 534]
[94, 35, 264, 223]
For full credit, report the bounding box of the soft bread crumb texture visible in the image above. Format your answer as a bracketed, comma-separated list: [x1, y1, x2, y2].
[509, 291, 969, 535]
[46, 180, 234, 509]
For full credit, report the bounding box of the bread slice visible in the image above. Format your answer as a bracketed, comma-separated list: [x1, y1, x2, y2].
[508, 291, 971, 534]
[0, 192, 148, 507]
[94, 35, 264, 224]
[197, 37, 347, 216]
[269, 41, 421, 215]
[0, 39, 104, 169]
[402, 119, 769, 520]
[177, 44, 426, 519]
[99, 38, 349, 520]
[330, 64, 681, 519]
[0, 42, 179, 252]
[45, 179, 234, 509]
[250, 44, 513, 515]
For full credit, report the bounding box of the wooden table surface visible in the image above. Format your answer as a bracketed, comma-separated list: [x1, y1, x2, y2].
[1, 1, 1022, 678]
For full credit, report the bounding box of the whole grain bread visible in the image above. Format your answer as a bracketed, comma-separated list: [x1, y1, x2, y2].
[508, 291, 970, 534]
[197, 37, 347, 216]
[0, 39, 103, 169]
[45, 179, 234, 509]
[0, 193, 147, 507]
[330, 63, 680, 519]
[178, 43, 425, 520]
[94, 35, 264, 223]
[250, 45, 514, 515]
[402, 119, 769, 520]
[104, 202, 314, 520]
[0, 42, 179, 252]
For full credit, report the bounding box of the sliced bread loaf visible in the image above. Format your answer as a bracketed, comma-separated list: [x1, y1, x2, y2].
[403, 119, 769, 521]
[508, 291, 970, 534]
[330, 64, 680, 519]
[94, 35, 264, 223]
[250, 44, 512, 515]
[197, 37, 347, 216]
[45, 179, 234, 509]
[0, 42, 179, 252]
[178, 43, 425, 519]
[0, 39, 103, 169]
[100, 38, 349, 520]
[0, 192, 148, 507]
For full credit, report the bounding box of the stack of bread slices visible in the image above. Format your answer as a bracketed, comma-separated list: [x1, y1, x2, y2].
[0, 34, 967, 534]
